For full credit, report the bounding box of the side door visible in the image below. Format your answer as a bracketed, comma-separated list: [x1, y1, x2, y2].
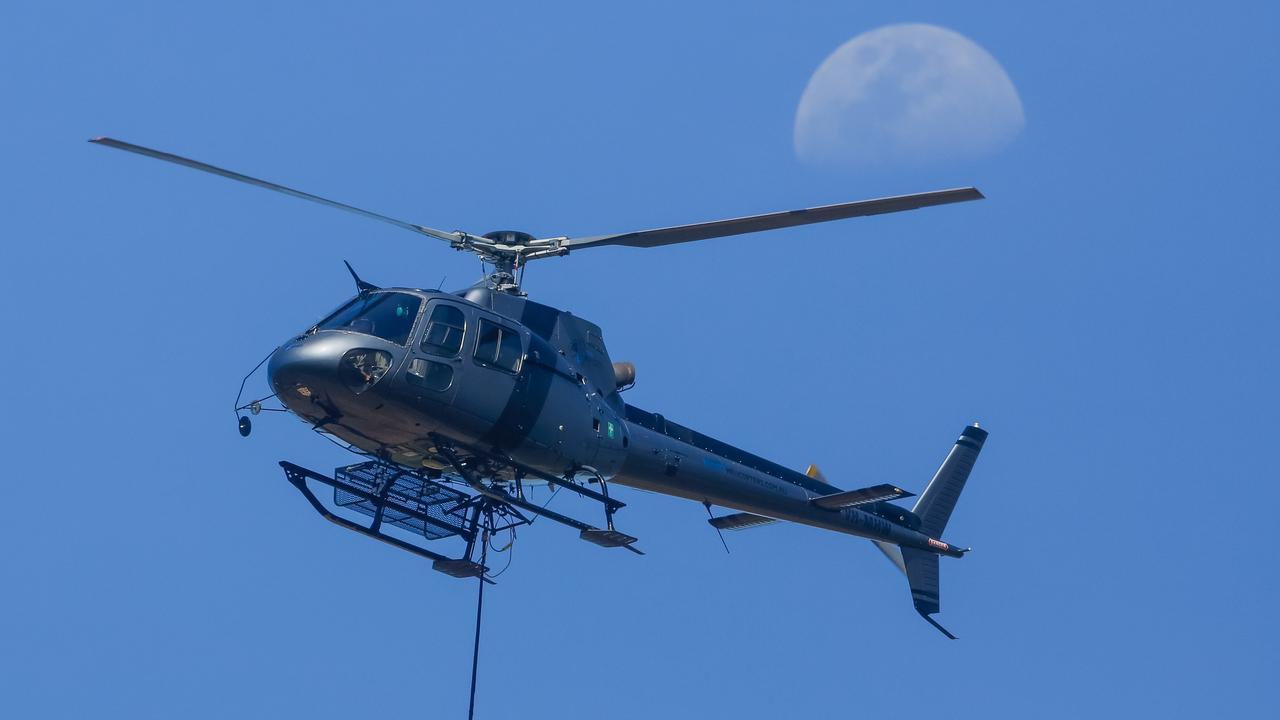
[453, 313, 524, 440]
[403, 299, 468, 409]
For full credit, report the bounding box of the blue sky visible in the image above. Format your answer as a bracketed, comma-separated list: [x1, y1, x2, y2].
[3, 2, 1278, 717]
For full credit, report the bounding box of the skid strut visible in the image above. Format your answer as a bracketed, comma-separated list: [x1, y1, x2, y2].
[434, 441, 643, 555]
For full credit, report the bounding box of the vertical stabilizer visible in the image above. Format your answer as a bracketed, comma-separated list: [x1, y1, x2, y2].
[901, 546, 955, 638]
[912, 424, 987, 537]
[875, 423, 988, 638]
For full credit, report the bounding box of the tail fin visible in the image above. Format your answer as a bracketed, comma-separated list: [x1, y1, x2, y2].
[873, 423, 988, 638]
[901, 547, 955, 638]
[913, 423, 987, 537]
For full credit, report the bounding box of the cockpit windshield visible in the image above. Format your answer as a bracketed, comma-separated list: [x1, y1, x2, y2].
[314, 292, 422, 345]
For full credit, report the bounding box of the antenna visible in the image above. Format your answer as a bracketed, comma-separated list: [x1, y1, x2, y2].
[704, 502, 730, 554]
[343, 260, 379, 292]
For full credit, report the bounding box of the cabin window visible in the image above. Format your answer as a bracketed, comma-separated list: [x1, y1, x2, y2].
[315, 292, 421, 346]
[407, 357, 454, 392]
[474, 319, 523, 373]
[421, 304, 466, 357]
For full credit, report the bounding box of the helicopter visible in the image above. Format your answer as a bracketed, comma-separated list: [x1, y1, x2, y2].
[92, 137, 988, 642]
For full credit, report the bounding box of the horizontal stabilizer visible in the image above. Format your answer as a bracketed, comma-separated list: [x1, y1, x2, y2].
[812, 483, 914, 510]
[708, 512, 777, 531]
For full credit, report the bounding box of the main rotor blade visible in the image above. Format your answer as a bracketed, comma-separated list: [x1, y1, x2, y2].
[89, 137, 460, 244]
[560, 187, 983, 250]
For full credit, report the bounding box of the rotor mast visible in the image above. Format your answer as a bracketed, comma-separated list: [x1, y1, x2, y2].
[465, 230, 567, 293]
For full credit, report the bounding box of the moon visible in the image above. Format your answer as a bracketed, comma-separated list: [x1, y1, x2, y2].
[794, 24, 1024, 169]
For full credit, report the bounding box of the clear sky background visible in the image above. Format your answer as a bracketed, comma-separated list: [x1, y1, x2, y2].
[3, 2, 1278, 718]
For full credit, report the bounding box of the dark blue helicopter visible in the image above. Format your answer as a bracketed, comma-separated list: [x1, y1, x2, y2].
[93, 137, 987, 641]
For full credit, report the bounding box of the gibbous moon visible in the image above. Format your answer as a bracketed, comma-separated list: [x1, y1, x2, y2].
[795, 24, 1024, 169]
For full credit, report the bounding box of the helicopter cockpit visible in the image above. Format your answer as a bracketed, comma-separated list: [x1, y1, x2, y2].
[266, 290, 429, 417]
[312, 291, 423, 345]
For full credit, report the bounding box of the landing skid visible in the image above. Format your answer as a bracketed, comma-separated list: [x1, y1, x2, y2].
[279, 440, 642, 580]
[581, 528, 641, 549]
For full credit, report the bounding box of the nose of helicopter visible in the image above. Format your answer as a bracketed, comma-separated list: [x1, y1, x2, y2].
[268, 333, 399, 419]
[268, 336, 344, 409]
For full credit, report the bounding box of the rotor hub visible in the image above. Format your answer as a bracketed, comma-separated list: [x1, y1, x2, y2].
[481, 230, 537, 246]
